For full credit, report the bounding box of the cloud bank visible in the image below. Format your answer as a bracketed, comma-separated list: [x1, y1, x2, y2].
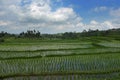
[0, 0, 119, 33]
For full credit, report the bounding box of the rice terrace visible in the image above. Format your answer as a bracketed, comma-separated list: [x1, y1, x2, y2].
[0, 28, 120, 80]
[0, 0, 120, 80]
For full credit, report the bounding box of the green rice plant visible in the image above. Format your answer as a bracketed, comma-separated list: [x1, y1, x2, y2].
[0, 39, 120, 80]
[0, 48, 120, 59]
[0, 54, 120, 78]
[0, 43, 93, 51]
[98, 41, 120, 48]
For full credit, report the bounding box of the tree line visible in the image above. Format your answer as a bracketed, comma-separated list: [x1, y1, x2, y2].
[0, 28, 120, 42]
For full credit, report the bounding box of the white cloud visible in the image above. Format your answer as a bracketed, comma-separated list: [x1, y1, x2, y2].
[18, 1, 81, 23]
[0, 21, 11, 26]
[0, 0, 119, 33]
[82, 20, 114, 30]
[9, 0, 83, 33]
[110, 8, 120, 17]
[0, 11, 6, 16]
[93, 6, 107, 12]
[90, 20, 98, 25]
[109, 8, 120, 28]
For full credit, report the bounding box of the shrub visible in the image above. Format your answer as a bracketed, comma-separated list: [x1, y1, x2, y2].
[0, 38, 4, 43]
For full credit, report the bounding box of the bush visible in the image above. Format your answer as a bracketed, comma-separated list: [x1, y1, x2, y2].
[0, 38, 4, 43]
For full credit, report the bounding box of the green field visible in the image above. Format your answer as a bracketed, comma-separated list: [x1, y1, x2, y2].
[0, 38, 120, 80]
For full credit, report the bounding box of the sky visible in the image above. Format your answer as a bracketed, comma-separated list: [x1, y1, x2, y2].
[0, 0, 120, 33]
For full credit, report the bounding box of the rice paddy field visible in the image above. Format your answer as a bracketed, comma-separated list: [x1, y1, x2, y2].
[0, 38, 120, 80]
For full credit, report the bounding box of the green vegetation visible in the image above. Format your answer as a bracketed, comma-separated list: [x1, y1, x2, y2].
[0, 38, 4, 43]
[0, 28, 120, 80]
[0, 28, 120, 40]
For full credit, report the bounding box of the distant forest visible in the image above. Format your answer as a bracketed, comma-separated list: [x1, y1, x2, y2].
[0, 28, 120, 42]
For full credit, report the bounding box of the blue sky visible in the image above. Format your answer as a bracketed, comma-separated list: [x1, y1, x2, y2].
[61, 0, 120, 22]
[0, 0, 120, 33]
